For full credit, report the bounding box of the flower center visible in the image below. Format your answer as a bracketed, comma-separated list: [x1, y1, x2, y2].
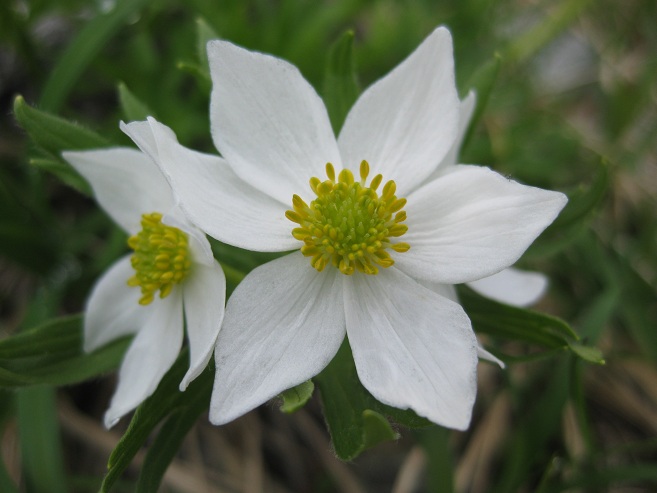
[127, 212, 192, 305]
[286, 160, 409, 275]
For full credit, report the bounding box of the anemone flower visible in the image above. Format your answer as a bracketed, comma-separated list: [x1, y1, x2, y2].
[123, 26, 566, 429]
[64, 147, 225, 428]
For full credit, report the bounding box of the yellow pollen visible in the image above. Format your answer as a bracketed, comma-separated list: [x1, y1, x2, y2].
[286, 160, 410, 275]
[127, 212, 192, 305]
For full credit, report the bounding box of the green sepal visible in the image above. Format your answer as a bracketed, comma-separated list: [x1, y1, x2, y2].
[118, 82, 153, 122]
[323, 30, 360, 134]
[279, 380, 315, 413]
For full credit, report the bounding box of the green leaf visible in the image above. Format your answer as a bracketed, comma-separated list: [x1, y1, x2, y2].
[315, 339, 399, 460]
[14, 95, 109, 157]
[415, 426, 454, 493]
[567, 342, 605, 365]
[323, 30, 360, 134]
[101, 349, 199, 492]
[18, 388, 68, 493]
[505, 0, 595, 63]
[494, 360, 570, 492]
[279, 380, 315, 413]
[118, 82, 153, 122]
[0, 315, 129, 388]
[461, 53, 502, 151]
[39, 0, 153, 112]
[29, 158, 92, 196]
[0, 315, 82, 359]
[527, 161, 609, 259]
[459, 288, 578, 349]
[136, 368, 213, 493]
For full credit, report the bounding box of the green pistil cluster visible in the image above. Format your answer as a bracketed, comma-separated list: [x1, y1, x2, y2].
[286, 161, 409, 275]
[127, 212, 192, 305]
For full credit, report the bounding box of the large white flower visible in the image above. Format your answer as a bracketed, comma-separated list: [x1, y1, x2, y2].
[63, 147, 226, 428]
[123, 27, 567, 430]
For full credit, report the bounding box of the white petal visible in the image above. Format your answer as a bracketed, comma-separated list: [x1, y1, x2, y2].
[398, 165, 568, 284]
[104, 289, 184, 428]
[84, 255, 156, 352]
[416, 279, 505, 368]
[162, 208, 214, 266]
[338, 27, 460, 196]
[467, 267, 548, 307]
[477, 345, 505, 368]
[344, 267, 477, 430]
[208, 40, 341, 205]
[422, 91, 477, 185]
[210, 252, 345, 425]
[122, 118, 297, 252]
[63, 148, 174, 234]
[180, 260, 226, 390]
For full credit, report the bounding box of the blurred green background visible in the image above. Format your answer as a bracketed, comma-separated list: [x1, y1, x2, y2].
[1, 0, 656, 492]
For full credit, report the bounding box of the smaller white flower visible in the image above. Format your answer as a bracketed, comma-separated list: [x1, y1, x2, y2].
[63, 145, 226, 428]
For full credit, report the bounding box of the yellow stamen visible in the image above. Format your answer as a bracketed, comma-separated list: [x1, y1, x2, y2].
[285, 160, 410, 275]
[127, 212, 192, 305]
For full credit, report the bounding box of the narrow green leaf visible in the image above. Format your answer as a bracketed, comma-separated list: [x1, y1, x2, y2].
[494, 360, 570, 492]
[176, 61, 212, 93]
[118, 82, 153, 122]
[323, 30, 360, 134]
[136, 369, 213, 493]
[29, 158, 92, 196]
[14, 95, 109, 157]
[416, 426, 454, 493]
[567, 342, 605, 365]
[0, 315, 129, 388]
[459, 288, 578, 348]
[553, 161, 609, 230]
[505, 0, 595, 63]
[18, 388, 68, 493]
[40, 0, 152, 112]
[101, 350, 192, 492]
[0, 315, 82, 359]
[279, 380, 315, 413]
[461, 53, 502, 151]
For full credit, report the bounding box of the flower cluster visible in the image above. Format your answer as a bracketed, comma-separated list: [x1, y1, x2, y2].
[65, 27, 566, 430]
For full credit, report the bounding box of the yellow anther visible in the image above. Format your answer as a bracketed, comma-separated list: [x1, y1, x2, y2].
[127, 212, 191, 305]
[286, 161, 410, 276]
[359, 160, 370, 182]
[326, 162, 336, 182]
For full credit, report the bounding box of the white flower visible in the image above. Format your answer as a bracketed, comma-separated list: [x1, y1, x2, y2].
[63, 146, 226, 428]
[123, 27, 567, 430]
